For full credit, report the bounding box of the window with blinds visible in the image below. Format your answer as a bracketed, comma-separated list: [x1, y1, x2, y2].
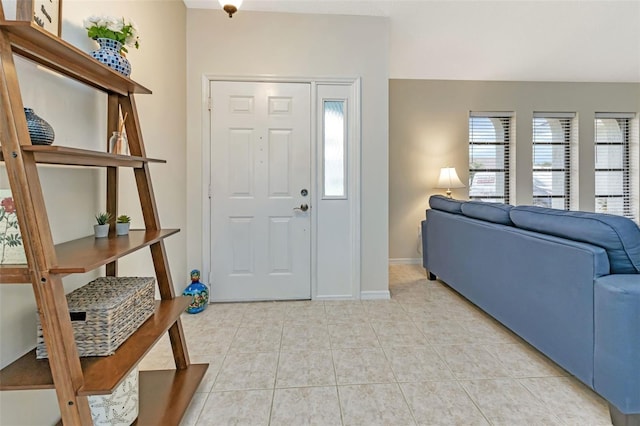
[532, 113, 576, 210]
[468, 112, 513, 204]
[595, 113, 634, 219]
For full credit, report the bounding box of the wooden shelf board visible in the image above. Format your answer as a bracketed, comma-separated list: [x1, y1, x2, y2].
[0, 21, 151, 96]
[0, 298, 192, 393]
[51, 229, 179, 274]
[0, 146, 166, 167]
[0, 264, 30, 283]
[134, 365, 208, 426]
[0, 229, 177, 283]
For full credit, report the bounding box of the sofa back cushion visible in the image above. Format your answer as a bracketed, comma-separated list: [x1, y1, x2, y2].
[429, 195, 464, 214]
[510, 206, 640, 274]
[461, 201, 514, 225]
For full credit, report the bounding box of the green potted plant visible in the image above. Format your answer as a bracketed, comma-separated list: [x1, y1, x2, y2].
[116, 214, 131, 236]
[94, 212, 112, 238]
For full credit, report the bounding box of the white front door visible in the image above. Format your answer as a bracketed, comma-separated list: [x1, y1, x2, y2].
[210, 81, 311, 301]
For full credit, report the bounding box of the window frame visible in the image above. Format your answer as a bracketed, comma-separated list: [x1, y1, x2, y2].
[468, 112, 513, 204]
[532, 112, 576, 211]
[594, 113, 635, 219]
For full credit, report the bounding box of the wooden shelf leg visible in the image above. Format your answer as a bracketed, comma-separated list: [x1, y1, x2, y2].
[36, 275, 93, 424]
[1, 29, 92, 425]
[119, 94, 191, 369]
[106, 93, 119, 275]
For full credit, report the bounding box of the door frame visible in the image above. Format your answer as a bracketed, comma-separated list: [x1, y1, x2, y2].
[200, 75, 361, 300]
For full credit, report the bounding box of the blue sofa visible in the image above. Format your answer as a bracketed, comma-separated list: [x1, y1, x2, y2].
[421, 195, 640, 426]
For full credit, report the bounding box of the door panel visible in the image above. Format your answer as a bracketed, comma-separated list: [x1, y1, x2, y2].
[210, 81, 311, 301]
[228, 130, 253, 196]
[268, 129, 292, 196]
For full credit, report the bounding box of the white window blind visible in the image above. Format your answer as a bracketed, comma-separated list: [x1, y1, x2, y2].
[595, 113, 635, 219]
[468, 112, 513, 204]
[532, 112, 576, 210]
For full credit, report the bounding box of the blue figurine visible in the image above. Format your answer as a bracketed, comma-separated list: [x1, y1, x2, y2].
[183, 269, 209, 314]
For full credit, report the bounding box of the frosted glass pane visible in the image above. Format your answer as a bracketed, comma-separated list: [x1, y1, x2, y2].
[550, 198, 567, 209]
[323, 101, 345, 197]
[595, 171, 624, 196]
[469, 145, 507, 168]
[469, 172, 506, 198]
[596, 197, 625, 215]
[533, 171, 567, 196]
[595, 145, 624, 169]
[533, 145, 568, 169]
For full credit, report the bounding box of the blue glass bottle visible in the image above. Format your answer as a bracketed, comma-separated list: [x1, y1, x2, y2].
[183, 269, 209, 314]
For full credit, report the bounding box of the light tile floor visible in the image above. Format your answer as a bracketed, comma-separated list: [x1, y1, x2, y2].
[140, 264, 612, 426]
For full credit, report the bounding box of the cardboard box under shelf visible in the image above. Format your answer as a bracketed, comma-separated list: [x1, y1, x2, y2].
[37, 277, 155, 358]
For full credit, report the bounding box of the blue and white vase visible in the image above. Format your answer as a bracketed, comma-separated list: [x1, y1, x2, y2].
[90, 38, 131, 77]
[183, 269, 209, 314]
[24, 108, 54, 145]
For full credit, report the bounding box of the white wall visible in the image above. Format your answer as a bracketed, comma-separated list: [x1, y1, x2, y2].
[185, 10, 390, 295]
[0, 1, 186, 424]
[390, 0, 640, 82]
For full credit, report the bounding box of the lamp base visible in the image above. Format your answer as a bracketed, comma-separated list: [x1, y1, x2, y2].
[445, 189, 452, 198]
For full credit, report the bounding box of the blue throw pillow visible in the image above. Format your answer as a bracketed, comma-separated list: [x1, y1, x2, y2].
[510, 206, 640, 274]
[429, 195, 464, 214]
[461, 201, 513, 225]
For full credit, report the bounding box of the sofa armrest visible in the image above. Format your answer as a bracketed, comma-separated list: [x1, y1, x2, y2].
[594, 274, 640, 415]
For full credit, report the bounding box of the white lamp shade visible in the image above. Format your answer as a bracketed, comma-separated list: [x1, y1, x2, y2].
[436, 167, 465, 189]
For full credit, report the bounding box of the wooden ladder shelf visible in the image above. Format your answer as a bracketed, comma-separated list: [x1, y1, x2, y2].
[0, 7, 206, 425]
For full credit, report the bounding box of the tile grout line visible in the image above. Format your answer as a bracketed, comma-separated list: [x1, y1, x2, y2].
[267, 306, 286, 426]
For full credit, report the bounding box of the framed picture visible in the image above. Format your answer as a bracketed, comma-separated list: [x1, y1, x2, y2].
[0, 189, 26, 265]
[16, 0, 62, 37]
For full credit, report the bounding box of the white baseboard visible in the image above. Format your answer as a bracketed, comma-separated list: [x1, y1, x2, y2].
[388, 258, 422, 265]
[360, 290, 391, 300]
[314, 294, 356, 301]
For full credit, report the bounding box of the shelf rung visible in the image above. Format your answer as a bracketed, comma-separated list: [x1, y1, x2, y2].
[0, 265, 30, 283]
[25, 367, 208, 426]
[0, 298, 191, 394]
[0, 230, 179, 284]
[0, 21, 151, 96]
[1, 145, 166, 168]
[134, 365, 208, 426]
[52, 229, 179, 275]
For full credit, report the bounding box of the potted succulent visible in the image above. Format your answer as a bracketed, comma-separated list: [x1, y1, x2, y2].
[116, 214, 131, 236]
[94, 212, 112, 238]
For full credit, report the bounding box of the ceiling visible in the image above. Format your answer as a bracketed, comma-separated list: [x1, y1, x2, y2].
[183, 0, 393, 16]
[181, 0, 640, 82]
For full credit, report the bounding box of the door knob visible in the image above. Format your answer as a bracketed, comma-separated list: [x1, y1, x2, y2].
[293, 204, 309, 212]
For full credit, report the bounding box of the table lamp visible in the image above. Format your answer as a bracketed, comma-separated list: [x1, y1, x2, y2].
[436, 167, 465, 198]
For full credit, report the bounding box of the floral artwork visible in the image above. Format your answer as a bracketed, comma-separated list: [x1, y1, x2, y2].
[84, 15, 140, 54]
[0, 190, 26, 265]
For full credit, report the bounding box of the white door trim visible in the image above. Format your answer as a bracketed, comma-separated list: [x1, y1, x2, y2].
[201, 75, 361, 300]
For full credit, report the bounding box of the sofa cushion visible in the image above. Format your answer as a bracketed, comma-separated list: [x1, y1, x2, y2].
[510, 206, 640, 274]
[461, 201, 513, 225]
[429, 195, 464, 214]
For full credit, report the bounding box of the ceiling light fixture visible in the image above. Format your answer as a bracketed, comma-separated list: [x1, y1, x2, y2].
[219, 0, 242, 18]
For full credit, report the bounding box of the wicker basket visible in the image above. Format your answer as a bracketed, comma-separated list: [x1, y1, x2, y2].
[37, 277, 155, 359]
